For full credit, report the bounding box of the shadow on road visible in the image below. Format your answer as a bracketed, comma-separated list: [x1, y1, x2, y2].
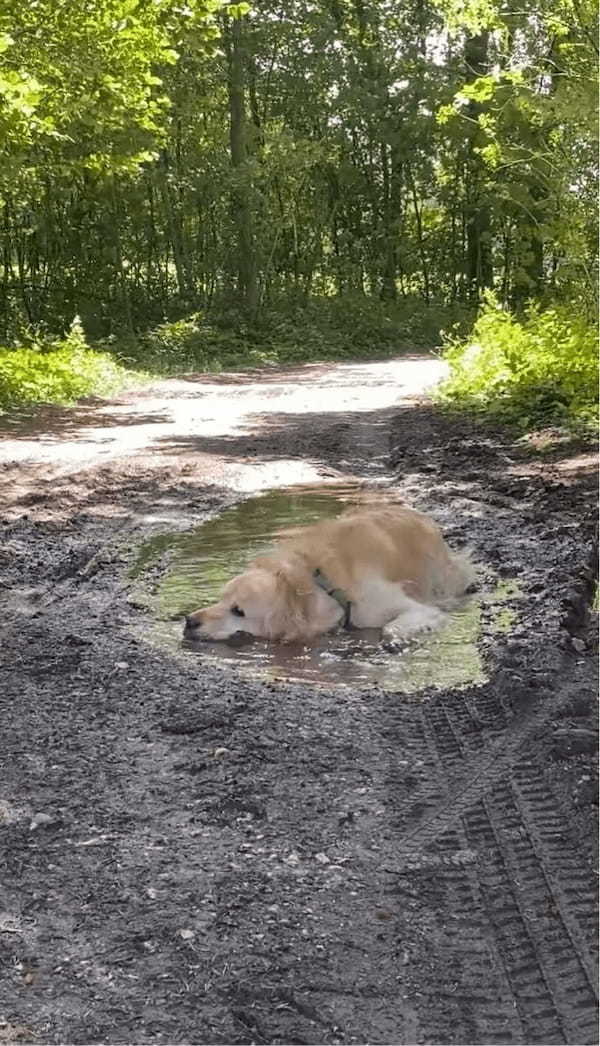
[152, 406, 395, 469]
[0, 404, 172, 442]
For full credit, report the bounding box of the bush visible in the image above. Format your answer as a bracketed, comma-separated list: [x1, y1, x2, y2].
[113, 296, 472, 375]
[437, 298, 598, 433]
[114, 313, 277, 374]
[0, 318, 138, 411]
[0, 297, 475, 410]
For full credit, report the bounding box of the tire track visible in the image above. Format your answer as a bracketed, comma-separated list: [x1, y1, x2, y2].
[391, 680, 576, 854]
[417, 826, 528, 1045]
[510, 761, 599, 969]
[464, 789, 597, 1045]
[389, 688, 598, 1044]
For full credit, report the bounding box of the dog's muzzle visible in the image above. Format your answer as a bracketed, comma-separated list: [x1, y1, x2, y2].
[183, 614, 252, 646]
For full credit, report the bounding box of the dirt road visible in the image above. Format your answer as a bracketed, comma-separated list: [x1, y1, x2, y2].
[0, 358, 445, 503]
[0, 357, 597, 1046]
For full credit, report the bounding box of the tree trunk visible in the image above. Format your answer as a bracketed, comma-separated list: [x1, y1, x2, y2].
[226, 15, 258, 315]
[406, 164, 431, 303]
[158, 152, 191, 303]
[464, 32, 493, 302]
[111, 180, 134, 335]
[380, 142, 397, 301]
[513, 37, 562, 303]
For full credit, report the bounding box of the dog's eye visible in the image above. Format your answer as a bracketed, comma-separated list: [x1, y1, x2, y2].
[231, 605, 245, 618]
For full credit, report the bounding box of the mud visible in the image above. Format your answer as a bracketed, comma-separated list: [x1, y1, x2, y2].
[0, 358, 597, 1046]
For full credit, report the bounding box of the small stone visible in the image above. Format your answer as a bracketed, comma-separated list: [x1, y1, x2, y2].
[114, 661, 129, 670]
[178, 928, 195, 941]
[29, 812, 56, 831]
[315, 852, 330, 864]
[212, 747, 229, 758]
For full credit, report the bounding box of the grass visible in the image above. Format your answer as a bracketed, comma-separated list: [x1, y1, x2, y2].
[4, 295, 596, 436]
[111, 296, 472, 375]
[436, 297, 598, 434]
[0, 320, 144, 412]
[1, 297, 471, 412]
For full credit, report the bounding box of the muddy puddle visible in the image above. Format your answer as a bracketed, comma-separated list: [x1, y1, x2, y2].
[132, 484, 517, 692]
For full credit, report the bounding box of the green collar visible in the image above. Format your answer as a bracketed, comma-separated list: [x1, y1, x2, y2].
[313, 568, 352, 629]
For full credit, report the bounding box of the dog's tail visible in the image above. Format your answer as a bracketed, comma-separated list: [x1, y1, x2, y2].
[450, 549, 477, 594]
[432, 549, 477, 605]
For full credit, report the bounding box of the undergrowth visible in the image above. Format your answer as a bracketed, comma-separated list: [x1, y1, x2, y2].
[0, 319, 140, 412]
[7, 295, 595, 434]
[437, 298, 599, 434]
[1, 296, 469, 410]
[111, 297, 472, 375]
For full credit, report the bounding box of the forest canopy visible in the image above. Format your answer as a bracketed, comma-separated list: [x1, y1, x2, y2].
[0, 0, 597, 426]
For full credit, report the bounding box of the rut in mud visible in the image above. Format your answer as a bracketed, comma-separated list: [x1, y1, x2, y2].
[0, 357, 597, 1046]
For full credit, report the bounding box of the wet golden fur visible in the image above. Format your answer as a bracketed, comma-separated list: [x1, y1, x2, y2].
[184, 504, 474, 643]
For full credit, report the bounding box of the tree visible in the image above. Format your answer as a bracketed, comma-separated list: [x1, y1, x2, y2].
[224, 10, 258, 312]
[0, 0, 596, 340]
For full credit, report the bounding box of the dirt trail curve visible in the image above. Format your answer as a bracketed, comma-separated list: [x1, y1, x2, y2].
[0, 356, 597, 1046]
[0, 358, 444, 505]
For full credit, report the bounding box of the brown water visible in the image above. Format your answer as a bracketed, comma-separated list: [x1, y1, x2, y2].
[132, 484, 516, 692]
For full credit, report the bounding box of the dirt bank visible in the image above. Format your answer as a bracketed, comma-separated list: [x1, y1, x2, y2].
[0, 359, 597, 1045]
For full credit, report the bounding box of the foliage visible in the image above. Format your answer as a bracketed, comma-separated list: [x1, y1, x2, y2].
[0, 0, 223, 177]
[0, 0, 596, 432]
[0, 320, 138, 410]
[0, 297, 471, 409]
[437, 298, 599, 431]
[113, 298, 472, 374]
[0, 0, 596, 341]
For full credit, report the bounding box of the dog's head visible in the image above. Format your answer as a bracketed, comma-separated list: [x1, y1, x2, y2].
[183, 555, 334, 643]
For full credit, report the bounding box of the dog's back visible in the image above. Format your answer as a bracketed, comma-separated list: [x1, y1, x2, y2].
[274, 504, 473, 605]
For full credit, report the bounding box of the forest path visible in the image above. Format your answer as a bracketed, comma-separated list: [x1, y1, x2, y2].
[0, 353, 597, 1046]
[0, 356, 445, 511]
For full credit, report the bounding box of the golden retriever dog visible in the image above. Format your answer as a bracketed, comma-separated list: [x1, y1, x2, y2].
[184, 504, 474, 644]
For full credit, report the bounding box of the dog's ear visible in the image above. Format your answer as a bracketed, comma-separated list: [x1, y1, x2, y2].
[266, 560, 313, 642]
[277, 557, 313, 592]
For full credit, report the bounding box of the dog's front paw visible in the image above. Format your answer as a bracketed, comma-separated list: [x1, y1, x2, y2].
[418, 613, 445, 634]
[392, 606, 445, 638]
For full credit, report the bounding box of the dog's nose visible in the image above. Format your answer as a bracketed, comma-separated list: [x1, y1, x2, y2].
[184, 614, 201, 631]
